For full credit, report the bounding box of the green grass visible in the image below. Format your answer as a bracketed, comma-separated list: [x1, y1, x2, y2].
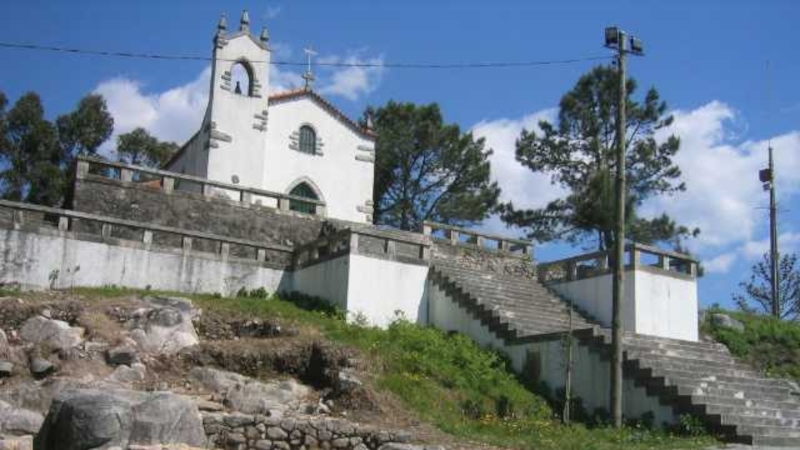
[69, 287, 716, 450]
[702, 307, 800, 380]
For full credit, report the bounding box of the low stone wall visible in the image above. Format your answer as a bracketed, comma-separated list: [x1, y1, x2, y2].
[202, 412, 412, 450]
[71, 175, 326, 248]
[431, 242, 535, 278]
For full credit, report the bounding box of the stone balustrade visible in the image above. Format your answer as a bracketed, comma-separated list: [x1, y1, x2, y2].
[422, 221, 533, 257]
[76, 156, 327, 216]
[294, 227, 431, 268]
[537, 243, 698, 284]
[0, 199, 292, 266]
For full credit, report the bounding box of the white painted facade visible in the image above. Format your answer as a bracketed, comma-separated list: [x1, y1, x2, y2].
[549, 270, 699, 342]
[291, 253, 429, 328]
[167, 12, 375, 223]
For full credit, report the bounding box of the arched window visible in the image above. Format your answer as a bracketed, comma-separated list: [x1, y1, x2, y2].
[298, 125, 316, 154]
[231, 62, 252, 96]
[289, 182, 319, 214]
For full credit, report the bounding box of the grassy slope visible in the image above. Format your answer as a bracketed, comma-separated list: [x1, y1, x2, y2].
[703, 308, 800, 381]
[74, 287, 715, 450]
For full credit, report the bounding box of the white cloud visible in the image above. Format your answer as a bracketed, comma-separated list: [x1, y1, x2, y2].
[644, 102, 800, 252]
[471, 109, 564, 211]
[741, 232, 800, 260]
[317, 53, 385, 101]
[94, 67, 211, 156]
[705, 252, 737, 274]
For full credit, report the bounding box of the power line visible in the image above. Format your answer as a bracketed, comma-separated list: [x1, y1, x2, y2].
[0, 41, 612, 69]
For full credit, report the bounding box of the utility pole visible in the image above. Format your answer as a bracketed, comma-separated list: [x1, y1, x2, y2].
[604, 26, 643, 428]
[761, 145, 780, 317]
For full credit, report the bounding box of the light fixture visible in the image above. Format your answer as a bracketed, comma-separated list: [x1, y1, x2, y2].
[605, 27, 620, 47]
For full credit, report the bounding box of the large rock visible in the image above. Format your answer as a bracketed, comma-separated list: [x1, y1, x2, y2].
[127, 298, 199, 355]
[34, 388, 206, 450]
[189, 367, 310, 415]
[19, 317, 84, 352]
[0, 400, 43, 436]
[710, 313, 745, 332]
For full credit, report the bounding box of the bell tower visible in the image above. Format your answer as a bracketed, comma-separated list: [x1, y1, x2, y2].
[203, 10, 272, 188]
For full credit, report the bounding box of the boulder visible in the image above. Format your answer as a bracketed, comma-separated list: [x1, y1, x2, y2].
[28, 358, 55, 379]
[106, 363, 147, 385]
[19, 316, 84, 352]
[710, 313, 745, 332]
[336, 369, 364, 394]
[106, 344, 139, 366]
[34, 388, 206, 450]
[189, 367, 310, 415]
[127, 299, 199, 355]
[0, 400, 43, 436]
[0, 361, 12, 378]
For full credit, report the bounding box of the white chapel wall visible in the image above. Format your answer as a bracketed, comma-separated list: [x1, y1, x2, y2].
[265, 98, 374, 223]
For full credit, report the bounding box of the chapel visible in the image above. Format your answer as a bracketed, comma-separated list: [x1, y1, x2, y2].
[166, 11, 376, 223]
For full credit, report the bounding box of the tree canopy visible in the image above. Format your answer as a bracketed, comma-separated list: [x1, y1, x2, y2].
[0, 90, 114, 206]
[734, 252, 800, 321]
[117, 127, 179, 168]
[500, 65, 697, 251]
[369, 101, 500, 231]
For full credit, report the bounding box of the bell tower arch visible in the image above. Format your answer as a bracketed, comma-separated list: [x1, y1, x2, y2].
[203, 10, 272, 188]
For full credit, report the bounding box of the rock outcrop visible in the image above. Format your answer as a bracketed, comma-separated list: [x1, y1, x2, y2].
[34, 388, 206, 450]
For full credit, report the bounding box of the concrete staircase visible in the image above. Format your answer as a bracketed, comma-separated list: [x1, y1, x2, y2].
[430, 262, 800, 447]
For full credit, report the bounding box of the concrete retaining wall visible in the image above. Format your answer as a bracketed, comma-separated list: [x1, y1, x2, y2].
[0, 228, 290, 296]
[427, 280, 677, 426]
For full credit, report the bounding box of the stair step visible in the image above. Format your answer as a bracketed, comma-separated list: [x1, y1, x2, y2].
[628, 350, 756, 373]
[704, 403, 800, 420]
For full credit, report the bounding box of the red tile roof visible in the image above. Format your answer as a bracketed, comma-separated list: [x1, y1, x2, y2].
[268, 88, 376, 141]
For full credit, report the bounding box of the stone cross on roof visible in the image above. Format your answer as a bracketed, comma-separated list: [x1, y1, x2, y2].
[302, 46, 317, 90]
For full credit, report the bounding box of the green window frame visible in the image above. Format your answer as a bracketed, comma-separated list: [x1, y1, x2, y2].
[298, 125, 316, 154]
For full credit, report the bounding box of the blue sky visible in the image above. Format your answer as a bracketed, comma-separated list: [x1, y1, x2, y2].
[1, 0, 798, 310]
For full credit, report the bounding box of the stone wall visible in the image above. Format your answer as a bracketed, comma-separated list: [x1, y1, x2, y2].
[202, 412, 412, 450]
[431, 241, 535, 278]
[71, 176, 326, 248]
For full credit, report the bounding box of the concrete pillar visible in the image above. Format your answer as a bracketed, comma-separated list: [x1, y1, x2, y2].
[630, 246, 641, 268]
[566, 261, 577, 281]
[142, 230, 153, 245]
[315, 204, 326, 216]
[120, 168, 133, 182]
[241, 191, 252, 205]
[385, 240, 397, 257]
[75, 161, 89, 180]
[449, 230, 459, 245]
[101, 224, 112, 239]
[476, 236, 486, 248]
[219, 242, 230, 258]
[659, 254, 670, 270]
[349, 233, 359, 254]
[12, 210, 24, 230]
[162, 177, 175, 194]
[57, 216, 69, 232]
[202, 184, 213, 197]
[182, 237, 193, 252]
[278, 198, 290, 211]
[422, 223, 432, 236]
[256, 248, 267, 261]
[420, 244, 431, 261]
[500, 240, 511, 252]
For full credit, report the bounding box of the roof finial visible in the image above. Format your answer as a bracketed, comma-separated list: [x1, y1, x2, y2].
[260, 26, 270, 44]
[240, 10, 250, 32]
[217, 13, 227, 33]
[302, 46, 317, 90]
[365, 113, 375, 131]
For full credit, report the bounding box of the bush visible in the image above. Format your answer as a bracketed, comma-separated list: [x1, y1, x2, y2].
[703, 308, 800, 380]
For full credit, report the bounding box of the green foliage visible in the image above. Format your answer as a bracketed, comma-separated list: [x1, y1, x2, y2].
[703, 307, 800, 380]
[56, 93, 114, 160]
[116, 127, 179, 168]
[500, 65, 698, 251]
[367, 101, 500, 231]
[674, 414, 708, 437]
[733, 252, 800, 320]
[236, 286, 270, 300]
[0, 90, 114, 206]
[68, 287, 713, 450]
